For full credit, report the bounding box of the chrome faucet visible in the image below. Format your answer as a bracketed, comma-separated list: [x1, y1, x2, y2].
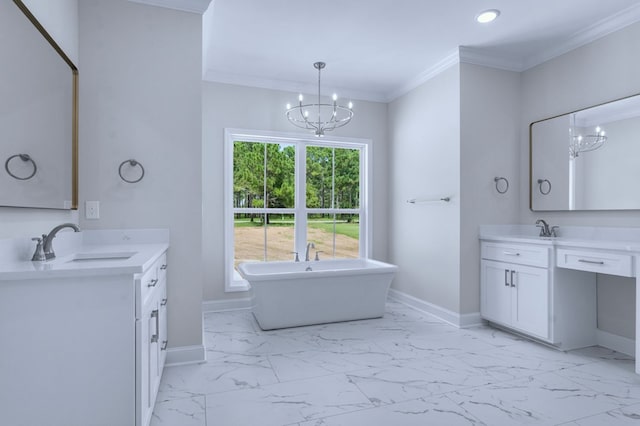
[305, 242, 315, 262]
[42, 223, 81, 260]
[535, 219, 558, 237]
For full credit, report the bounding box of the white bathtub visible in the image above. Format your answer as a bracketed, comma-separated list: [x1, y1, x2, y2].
[238, 258, 398, 330]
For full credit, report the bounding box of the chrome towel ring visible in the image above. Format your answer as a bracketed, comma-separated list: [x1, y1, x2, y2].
[494, 177, 509, 194]
[5, 154, 37, 180]
[537, 178, 551, 195]
[119, 159, 145, 183]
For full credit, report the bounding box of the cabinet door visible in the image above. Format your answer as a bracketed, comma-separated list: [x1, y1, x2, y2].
[139, 298, 158, 426]
[481, 260, 512, 326]
[159, 288, 168, 369]
[511, 264, 549, 339]
[148, 301, 160, 411]
[137, 307, 151, 426]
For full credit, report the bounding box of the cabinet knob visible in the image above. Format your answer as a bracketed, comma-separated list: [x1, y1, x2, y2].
[161, 340, 168, 351]
[148, 278, 158, 287]
[160, 264, 168, 270]
[161, 298, 168, 306]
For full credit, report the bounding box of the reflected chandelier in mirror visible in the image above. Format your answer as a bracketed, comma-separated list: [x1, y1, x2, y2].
[530, 93, 640, 211]
[0, 0, 78, 210]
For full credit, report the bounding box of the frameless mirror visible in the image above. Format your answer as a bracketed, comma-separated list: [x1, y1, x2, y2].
[530, 93, 640, 211]
[0, 0, 78, 209]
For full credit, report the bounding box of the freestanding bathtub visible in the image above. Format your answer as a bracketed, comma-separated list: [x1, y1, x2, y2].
[237, 258, 398, 330]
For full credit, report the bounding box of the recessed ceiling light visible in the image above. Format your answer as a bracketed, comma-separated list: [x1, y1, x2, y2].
[476, 9, 500, 24]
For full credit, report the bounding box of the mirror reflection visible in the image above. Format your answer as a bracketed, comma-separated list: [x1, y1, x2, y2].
[0, 0, 77, 210]
[530, 93, 640, 211]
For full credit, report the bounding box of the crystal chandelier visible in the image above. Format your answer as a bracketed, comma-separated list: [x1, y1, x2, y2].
[569, 113, 607, 158]
[285, 62, 353, 137]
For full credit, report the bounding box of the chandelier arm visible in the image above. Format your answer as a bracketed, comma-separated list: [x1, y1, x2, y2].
[285, 62, 353, 136]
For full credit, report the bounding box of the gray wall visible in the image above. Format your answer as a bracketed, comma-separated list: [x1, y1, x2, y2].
[202, 82, 389, 301]
[520, 21, 640, 339]
[78, 0, 203, 349]
[387, 62, 521, 317]
[388, 65, 461, 313]
[459, 63, 521, 314]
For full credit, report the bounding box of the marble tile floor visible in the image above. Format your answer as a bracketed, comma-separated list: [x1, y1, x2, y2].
[151, 301, 640, 425]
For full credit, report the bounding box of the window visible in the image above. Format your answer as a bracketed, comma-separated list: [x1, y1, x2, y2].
[224, 129, 371, 291]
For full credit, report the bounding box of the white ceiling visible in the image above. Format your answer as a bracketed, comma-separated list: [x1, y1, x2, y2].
[135, 0, 640, 103]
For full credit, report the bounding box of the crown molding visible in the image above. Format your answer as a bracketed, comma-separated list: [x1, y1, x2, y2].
[128, 0, 212, 14]
[458, 46, 524, 72]
[203, 69, 389, 103]
[522, 3, 640, 70]
[385, 49, 459, 102]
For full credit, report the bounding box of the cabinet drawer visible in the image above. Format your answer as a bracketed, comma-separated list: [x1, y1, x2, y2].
[481, 242, 549, 268]
[137, 252, 167, 317]
[157, 252, 168, 284]
[556, 249, 634, 277]
[140, 264, 159, 307]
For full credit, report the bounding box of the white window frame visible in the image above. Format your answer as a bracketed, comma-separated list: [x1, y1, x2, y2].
[223, 128, 372, 292]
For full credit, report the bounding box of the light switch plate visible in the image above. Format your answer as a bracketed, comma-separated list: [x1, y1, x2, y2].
[85, 201, 100, 219]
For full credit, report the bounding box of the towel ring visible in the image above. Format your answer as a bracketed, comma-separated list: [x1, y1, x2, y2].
[537, 178, 551, 195]
[494, 177, 509, 194]
[119, 159, 145, 183]
[5, 154, 37, 180]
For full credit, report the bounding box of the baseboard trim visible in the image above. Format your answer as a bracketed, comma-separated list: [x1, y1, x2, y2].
[165, 345, 206, 366]
[202, 296, 254, 313]
[388, 288, 483, 329]
[596, 329, 635, 357]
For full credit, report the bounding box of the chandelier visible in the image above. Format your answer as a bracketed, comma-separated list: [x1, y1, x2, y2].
[285, 62, 353, 137]
[569, 113, 607, 158]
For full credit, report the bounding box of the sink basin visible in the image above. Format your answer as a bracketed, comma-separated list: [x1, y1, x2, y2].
[67, 252, 136, 263]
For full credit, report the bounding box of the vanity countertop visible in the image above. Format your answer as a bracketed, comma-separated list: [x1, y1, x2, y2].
[0, 229, 169, 281]
[479, 225, 640, 253]
[0, 243, 168, 281]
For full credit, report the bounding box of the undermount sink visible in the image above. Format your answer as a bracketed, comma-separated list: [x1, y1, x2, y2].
[67, 252, 137, 263]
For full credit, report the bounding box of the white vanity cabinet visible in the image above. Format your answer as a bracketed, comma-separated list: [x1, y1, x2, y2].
[0, 245, 169, 426]
[481, 242, 551, 340]
[481, 237, 598, 351]
[480, 225, 640, 373]
[137, 252, 169, 426]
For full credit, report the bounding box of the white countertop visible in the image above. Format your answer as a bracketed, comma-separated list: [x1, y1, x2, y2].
[479, 225, 640, 253]
[0, 228, 169, 281]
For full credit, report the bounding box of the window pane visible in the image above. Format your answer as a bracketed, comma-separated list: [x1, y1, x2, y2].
[234, 212, 265, 267]
[307, 214, 359, 259]
[234, 213, 296, 266]
[306, 146, 333, 208]
[334, 148, 360, 209]
[266, 144, 295, 208]
[266, 213, 295, 261]
[233, 141, 264, 208]
[234, 142, 296, 209]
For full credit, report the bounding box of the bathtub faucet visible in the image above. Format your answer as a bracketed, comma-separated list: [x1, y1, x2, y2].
[305, 242, 315, 262]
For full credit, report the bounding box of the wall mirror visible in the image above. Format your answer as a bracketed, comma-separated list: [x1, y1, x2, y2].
[0, 0, 78, 210]
[530, 93, 640, 211]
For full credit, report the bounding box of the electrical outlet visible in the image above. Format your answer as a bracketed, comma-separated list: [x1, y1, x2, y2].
[85, 201, 100, 219]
